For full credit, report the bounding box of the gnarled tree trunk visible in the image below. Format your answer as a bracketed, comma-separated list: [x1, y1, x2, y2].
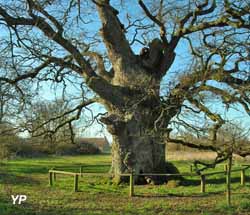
[100, 81, 179, 184]
[111, 131, 166, 184]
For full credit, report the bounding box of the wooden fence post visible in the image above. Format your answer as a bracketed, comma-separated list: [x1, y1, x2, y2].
[53, 172, 56, 181]
[74, 174, 79, 192]
[80, 166, 83, 177]
[241, 169, 245, 186]
[49, 171, 53, 186]
[226, 154, 232, 206]
[129, 172, 134, 197]
[200, 175, 206, 193]
[224, 164, 228, 173]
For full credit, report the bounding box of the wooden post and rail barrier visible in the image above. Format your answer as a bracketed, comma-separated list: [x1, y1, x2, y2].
[49, 171, 53, 186]
[130, 172, 134, 197]
[49, 170, 81, 192]
[190, 163, 235, 173]
[200, 175, 206, 193]
[198, 166, 248, 193]
[74, 174, 79, 192]
[241, 169, 245, 186]
[49, 165, 250, 196]
[80, 166, 83, 177]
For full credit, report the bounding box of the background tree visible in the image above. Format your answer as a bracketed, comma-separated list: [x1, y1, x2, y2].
[0, 0, 249, 183]
[22, 99, 76, 150]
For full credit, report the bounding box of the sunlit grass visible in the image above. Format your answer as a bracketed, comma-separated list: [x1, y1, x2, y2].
[1, 153, 250, 215]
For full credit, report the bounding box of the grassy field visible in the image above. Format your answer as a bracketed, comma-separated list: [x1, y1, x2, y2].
[1, 153, 250, 215]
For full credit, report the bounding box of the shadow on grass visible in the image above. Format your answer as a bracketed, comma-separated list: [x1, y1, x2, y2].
[76, 184, 123, 194]
[0, 173, 40, 186]
[133, 191, 222, 198]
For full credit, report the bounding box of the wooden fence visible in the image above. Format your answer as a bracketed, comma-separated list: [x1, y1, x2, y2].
[199, 166, 249, 193]
[48, 165, 250, 197]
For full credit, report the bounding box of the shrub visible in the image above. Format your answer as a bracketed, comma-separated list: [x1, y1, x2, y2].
[0, 144, 12, 159]
[76, 142, 100, 154]
[0, 135, 22, 159]
[5, 142, 50, 158]
[55, 143, 78, 155]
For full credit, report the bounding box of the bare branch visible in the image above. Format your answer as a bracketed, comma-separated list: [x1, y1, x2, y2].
[94, 0, 135, 69]
[138, 0, 168, 45]
[0, 5, 96, 78]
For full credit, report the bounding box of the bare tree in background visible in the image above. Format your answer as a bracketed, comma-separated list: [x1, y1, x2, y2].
[23, 99, 76, 149]
[0, 0, 249, 183]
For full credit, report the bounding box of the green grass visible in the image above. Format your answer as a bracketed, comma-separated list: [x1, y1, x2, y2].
[1, 155, 250, 215]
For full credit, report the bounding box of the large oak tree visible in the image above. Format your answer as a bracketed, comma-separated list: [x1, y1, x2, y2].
[0, 0, 249, 183]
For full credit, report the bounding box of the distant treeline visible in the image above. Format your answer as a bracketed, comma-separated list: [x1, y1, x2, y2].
[0, 135, 100, 159]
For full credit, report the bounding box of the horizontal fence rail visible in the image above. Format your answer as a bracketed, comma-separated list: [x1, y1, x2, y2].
[190, 163, 242, 172]
[48, 165, 250, 196]
[120, 173, 197, 176]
